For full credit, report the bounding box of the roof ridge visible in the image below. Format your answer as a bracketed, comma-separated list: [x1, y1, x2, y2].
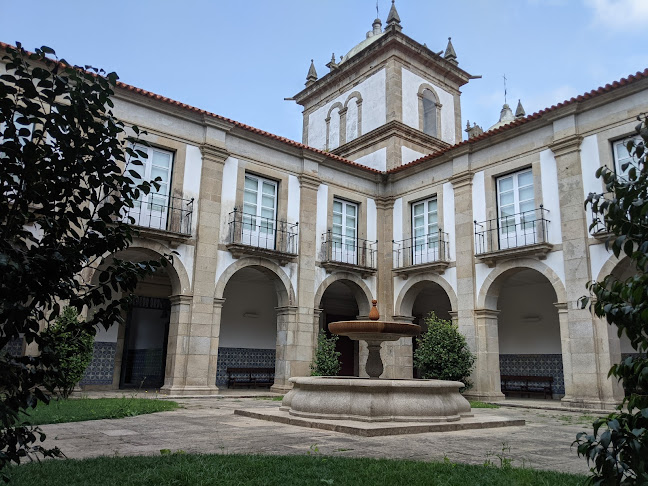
[388, 67, 648, 174]
[0, 41, 380, 176]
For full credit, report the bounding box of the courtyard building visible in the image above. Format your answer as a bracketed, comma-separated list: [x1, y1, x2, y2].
[4, 2, 646, 409]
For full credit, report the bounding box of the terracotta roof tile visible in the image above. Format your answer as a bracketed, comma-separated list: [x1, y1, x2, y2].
[389, 68, 648, 174]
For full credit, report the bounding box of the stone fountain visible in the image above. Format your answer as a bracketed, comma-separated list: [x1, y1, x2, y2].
[279, 300, 473, 423]
[235, 300, 524, 434]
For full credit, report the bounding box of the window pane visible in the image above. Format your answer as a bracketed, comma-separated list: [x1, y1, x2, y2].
[427, 199, 437, 213]
[518, 170, 533, 187]
[346, 204, 356, 217]
[261, 195, 275, 209]
[413, 203, 424, 216]
[244, 191, 257, 204]
[152, 151, 171, 169]
[333, 201, 342, 213]
[244, 176, 257, 190]
[262, 182, 276, 196]
[333, 213, 342, 225]
[518, 186, 534, 202]
[499, 176, 513, 192]
[500, 191, 514, 206]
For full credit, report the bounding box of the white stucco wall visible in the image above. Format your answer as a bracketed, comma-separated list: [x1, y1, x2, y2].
[442, 182, 456, 260]
[287, 175, 301, 225]
[401, 68, 455, 145]
[346, 99, 359, 142]
[580, 134, 604, 231]
[308, 68, 386, 150]
[401, 146, 426, 165]
[315, 183, 328, 262]
[539, 149, 563, 245]
[366, 198, 377, 243]
[355, 147, 387, 172]
[219, 156, 239, 244]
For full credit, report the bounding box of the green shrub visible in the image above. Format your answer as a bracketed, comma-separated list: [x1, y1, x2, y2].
[40, 307, 94, 399]
[414, 312, 475, 389]
[310, 330, 342, 376]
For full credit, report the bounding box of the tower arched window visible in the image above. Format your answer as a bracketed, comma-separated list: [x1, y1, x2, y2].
[422, 89, 438, 137]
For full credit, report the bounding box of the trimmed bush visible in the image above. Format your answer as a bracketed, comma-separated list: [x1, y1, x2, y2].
[40, 307, 94, 398]
[310, 330, 342, 376]
[414, 312, 475, 389]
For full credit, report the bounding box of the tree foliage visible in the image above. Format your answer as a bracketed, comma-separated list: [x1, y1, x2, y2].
[414, 312, 475, 389]
[310, 330, 342, 377]
[575, 114, 648, 485]
[0, 43, 170, 479]
[40, 307, 94, 399]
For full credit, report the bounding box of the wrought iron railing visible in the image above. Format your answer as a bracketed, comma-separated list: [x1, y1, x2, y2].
[474, 206, 549, 255]
[227, 208, 298, 254]
[122, 194, 193, 235]
[321, 230, 377, 268]
[393, 230, 449, 268]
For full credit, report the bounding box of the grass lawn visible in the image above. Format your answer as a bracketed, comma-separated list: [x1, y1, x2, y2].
[469, 400, 499, 409]
[20, 397, 179, 425]
[8, 454, 586, 486]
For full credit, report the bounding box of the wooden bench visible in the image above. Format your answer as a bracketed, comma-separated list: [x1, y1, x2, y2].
[501, 375, 553, 399]
[226, 367, 275, 389]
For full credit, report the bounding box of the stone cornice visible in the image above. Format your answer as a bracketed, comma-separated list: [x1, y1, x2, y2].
[549, 135, 583, 158]
[169, 294, 193, 306]
[473, 308, 500, 319]
[203, 115, 233, 132]
[199, 144, 230, 163]
[298, 173, 321, 191]
[449, 171, 474, 189]
[213, 297, 226, 308]
[331, 120, 450, 160]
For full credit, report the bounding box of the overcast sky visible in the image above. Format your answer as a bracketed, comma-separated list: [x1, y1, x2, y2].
[2, 0, 647, 142]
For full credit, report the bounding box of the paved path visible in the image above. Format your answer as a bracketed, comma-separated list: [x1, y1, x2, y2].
[39, 397, 603, 475]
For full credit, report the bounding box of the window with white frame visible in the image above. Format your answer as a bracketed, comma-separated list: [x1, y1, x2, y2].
[497, 169, 535, 249]
[331, 198, 358, 264]
[613, 137, 641, 179]
[242, 174, 277, 250]
[422, 89, 438, 137]
[128, 145, 173, 231]
[411, 197, 439, 264]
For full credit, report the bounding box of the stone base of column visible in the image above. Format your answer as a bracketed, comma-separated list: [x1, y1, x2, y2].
[561, 396, 620, 411]
[463, 390, 506, 402]
[270, 383, 292, 394]
[159, 385, 220, 396]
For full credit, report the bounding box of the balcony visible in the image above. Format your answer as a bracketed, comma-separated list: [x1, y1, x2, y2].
[392, 230, 450, 279]
[122, 194, 194, 245]
[320, 230, 377, 277]
[226, 209, 298, 265]
[474, 206, 553, 267]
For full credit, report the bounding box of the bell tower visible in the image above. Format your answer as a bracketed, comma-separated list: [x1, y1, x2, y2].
[292, 1, 479, 171]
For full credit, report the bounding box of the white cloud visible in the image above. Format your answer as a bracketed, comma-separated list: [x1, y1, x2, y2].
[584, 0, 648, 31]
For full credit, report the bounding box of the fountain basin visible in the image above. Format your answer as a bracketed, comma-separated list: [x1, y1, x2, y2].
[328, 320, 421, 342]
[281, 376, 473, 423]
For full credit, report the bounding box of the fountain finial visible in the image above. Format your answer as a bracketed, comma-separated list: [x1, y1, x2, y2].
[369, 300, 379, 320]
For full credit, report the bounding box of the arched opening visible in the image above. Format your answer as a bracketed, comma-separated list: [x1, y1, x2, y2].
[422, 89, 438, 137]
[326, 104, 342, 151]
[401, 280, 453, 378]
[319, 280, 364, 376]
[79, 246, 186, 390]
[216, 266, 279, 388]
[496, 268, 564, 399]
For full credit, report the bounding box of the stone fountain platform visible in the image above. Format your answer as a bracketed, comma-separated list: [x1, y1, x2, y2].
[234, 376, 524, 437]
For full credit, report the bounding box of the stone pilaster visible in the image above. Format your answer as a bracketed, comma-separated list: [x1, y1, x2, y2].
[161, 144, 228, 395]
[550, 135, 616, 408]
[471, 308, 505, 400]
[272, 305, 299, 393]
[161, 293, 193, 393]
[449, 171, 480, 391]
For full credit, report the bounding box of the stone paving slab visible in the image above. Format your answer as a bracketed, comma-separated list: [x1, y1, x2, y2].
[234, 408, 525, 437]
[36, 397, 604, 475]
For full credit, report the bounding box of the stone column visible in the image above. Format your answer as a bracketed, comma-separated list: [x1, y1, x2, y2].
[449, 170, 483, 396]
[163, 294, 193, 392]
[208, 298, 225, 389]
[339, 107, 348, 146]
[472, 309, 505, 400]
[161, 143, 228, 395]
[550, 134, 618, 408]
[272, 305, 299, 393]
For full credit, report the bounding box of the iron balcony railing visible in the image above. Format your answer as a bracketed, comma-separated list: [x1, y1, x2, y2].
[227, 208, 299, 254]
[321, 230, 377, 268]
[393, 230, 450, 269]
[122, 194, 194, 235]
[474, 206, 549, 255]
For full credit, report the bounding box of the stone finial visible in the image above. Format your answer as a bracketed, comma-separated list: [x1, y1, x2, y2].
[515, 99, 526, 118]
[369, 299, 380, 321]
[326, 53, 339, 72]
[372, 17, 383, 36]
[465, 122, 484, 139]
[444, 37, 458, 65]
[386, 0, 402, 31]
[305, 59, 318, 87]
